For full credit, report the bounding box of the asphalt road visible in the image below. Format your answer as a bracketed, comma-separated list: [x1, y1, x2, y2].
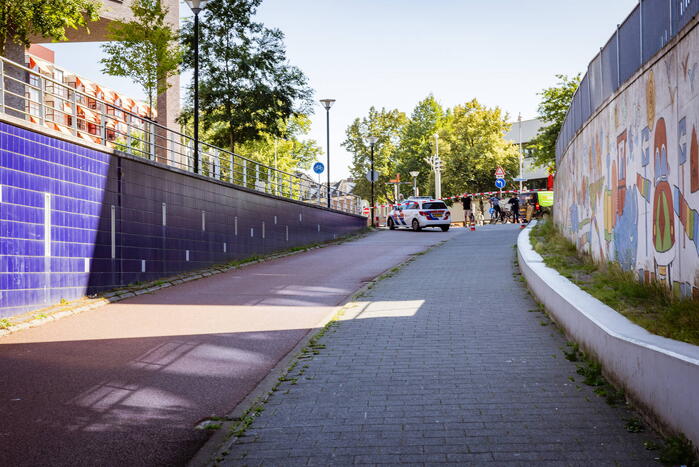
[0, 228, 460, 467]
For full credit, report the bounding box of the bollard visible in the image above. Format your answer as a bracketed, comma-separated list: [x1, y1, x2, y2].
[470, 220, 476, 231]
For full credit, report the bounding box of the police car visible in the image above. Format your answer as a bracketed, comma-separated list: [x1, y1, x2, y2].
[387, 198, 451, 231]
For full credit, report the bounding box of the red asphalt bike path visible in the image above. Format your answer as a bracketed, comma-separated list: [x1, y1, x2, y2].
[0, 228, 461, 467]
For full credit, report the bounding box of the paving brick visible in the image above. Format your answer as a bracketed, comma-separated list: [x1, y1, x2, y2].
[218, 226, 661, 466]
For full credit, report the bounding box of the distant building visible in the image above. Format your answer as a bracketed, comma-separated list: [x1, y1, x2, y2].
[24, 45, 154, 146]
[504, 118, 548, 190]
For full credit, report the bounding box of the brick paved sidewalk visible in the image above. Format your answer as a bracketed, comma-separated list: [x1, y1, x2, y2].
[218, 225, 660, 466]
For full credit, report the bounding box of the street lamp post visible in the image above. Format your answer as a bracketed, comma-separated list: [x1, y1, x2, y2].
[185, 0, 208, 174]
[409, 171, 419, 197]
[367, 136, 378, 227]
[320, 99, 336, 208]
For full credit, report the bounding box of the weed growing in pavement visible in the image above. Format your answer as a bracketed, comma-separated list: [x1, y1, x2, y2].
[0, 319, 11, 330]
[530, 219, 699, 346]
[625, 417, 645, 433]
[33, 313, 49, 320]
[229, 404, 266, 438]
[658, 435, 698, 466]
[563, 342, 580, 362]
[644, 440, 662, 451]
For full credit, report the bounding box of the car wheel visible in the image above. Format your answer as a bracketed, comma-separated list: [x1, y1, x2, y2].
[388, 218, 396, 230]
[440, 225, 449, 232]
[412, 219, 421, 232]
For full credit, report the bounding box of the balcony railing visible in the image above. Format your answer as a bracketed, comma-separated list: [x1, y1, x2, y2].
[0, 55, 363, 215]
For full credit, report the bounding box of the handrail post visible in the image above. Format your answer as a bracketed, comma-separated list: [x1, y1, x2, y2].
[101, 102, 107, 146]
[255, 163, 260, 189]
[615, 24, 620, 89]
[213, 149, 220, 179]
[243, 158, 247, 187]
[149, 121, 155, 160]
[0, 59, 4, 113]
[126, 118, 132, 153]
[639, 0, 644, 63]
[230, 154, 234, 183]
[37, 75, 45, 126]
[71, 88, 78, 135]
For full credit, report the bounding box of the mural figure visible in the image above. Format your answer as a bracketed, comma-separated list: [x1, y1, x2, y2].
[652, 118, 675, 284]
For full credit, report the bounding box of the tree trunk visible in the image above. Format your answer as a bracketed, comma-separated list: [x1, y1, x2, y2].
[2, 39, 27, 119]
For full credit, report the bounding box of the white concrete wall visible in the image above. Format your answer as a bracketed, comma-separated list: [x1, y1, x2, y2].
[518, 223, 699, 446]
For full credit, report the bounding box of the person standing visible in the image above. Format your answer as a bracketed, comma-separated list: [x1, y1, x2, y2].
[477, 198, 485, 225]
[508, 195, 520, 223]
[461, 195, 472, 226]
[489, 196, 501, 223]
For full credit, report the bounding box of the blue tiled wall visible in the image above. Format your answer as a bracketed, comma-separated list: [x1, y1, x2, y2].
[0, 121, 365, 318]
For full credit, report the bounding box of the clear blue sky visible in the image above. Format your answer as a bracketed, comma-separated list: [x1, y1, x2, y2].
[44, 0, 637, 180]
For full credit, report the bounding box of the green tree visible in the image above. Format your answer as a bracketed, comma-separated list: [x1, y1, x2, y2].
[235, 115, 321, 172]
[101, 0, 182, 119]
[0, 0, 99, 116]
[529, 73, 581, 169]
[439, 99, 519, 196]
[343, 107, 408, 204]
[0, 0, 99, 58]
[180, 0, 312, 151]
[396, 95, 446, 198]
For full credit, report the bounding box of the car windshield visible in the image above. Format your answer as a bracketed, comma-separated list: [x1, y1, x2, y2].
[422, 202, 447, 210]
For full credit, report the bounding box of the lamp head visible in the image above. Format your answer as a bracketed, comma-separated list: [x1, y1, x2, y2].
[185, 0, 208, 14]
[409, 171, 419, 177]
[319, 99, 336, 110]
[367, 136, 378, 145]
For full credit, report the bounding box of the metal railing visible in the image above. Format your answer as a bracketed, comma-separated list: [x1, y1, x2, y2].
[0, 55, 363, 215]
[556, 0, 699, 162]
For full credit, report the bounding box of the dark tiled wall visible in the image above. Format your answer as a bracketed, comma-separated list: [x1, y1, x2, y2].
[0, 121, 365, 318]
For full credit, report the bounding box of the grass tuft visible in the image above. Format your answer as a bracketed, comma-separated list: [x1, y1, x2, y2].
[530, 219, 699, 346]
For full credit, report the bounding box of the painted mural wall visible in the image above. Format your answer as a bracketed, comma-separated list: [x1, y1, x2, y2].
[555, 22, 699, 297]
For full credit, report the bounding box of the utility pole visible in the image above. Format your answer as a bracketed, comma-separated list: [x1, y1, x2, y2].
[434, 133, 442, 199]
[367, 136, 378, 227]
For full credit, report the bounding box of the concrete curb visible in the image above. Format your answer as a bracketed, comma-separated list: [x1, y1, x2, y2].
[187, 239, 450, 467]
[0, 230, 372, 338]
[517, 221, 699, 447]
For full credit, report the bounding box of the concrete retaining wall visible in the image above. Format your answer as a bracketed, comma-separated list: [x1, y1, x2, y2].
[0, 118, 366, 318]
[518, 223, 699, 446]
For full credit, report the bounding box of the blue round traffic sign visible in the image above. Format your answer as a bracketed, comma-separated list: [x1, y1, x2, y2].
[495, 178, 506, 189]
[313, 162, 325, 174]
